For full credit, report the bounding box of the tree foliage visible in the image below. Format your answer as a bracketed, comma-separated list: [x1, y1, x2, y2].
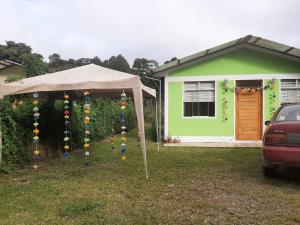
[0, 41, 46, 77]
[164, 57, 178, 64]
[22, 53, 47, 77]
[102, 55, 131, 73]
[0, 41, 31, 63]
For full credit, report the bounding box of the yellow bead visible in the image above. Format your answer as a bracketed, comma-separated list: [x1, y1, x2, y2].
[121, 155, 126, 161]
[64, 145, 70, 150]
[84, 143, 90, 148]
[121, 137, 126, 142]
[34, 150, 40, 156]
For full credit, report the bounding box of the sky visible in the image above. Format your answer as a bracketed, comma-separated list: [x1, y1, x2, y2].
[0, 0, 300, 65]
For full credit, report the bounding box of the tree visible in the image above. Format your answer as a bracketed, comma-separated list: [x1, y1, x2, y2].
[22, 53, 47, 77]
[103, 55, 131, 73]
[91, 56, 102, 66]
[132, 58, 158, 76]
[0, 41, 32, 63]
[164, 57, 178, 64]
[48, 53, 64, 68]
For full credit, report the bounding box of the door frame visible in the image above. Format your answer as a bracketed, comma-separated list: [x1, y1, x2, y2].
[235, 81, 263, 141]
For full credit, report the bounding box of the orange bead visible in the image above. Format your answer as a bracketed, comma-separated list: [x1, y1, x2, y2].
[120, 101, 127, 106]
[32, 100, 39, 105]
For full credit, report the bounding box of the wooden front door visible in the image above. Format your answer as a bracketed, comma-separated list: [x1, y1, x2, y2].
[236, 89, 262, 140]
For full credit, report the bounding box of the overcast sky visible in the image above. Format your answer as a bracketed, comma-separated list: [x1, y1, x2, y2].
[1, 0, 300, 65]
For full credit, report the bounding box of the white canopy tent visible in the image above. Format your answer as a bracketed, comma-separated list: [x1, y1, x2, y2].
[0, 64, 157, 179]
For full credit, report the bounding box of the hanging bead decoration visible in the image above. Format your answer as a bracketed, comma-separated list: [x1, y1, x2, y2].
[264, 79, 277, 119]
[32, 93, 40, 169]
[111, 101, 115, 151]
[63, 93, 71, 157]
[120, 91, 127, 161]
[137, 129, 141, 148]
[270, 81, 276, 119]
[223, 80, 229, 121]
[224, 95, 229, 121]
[83, 91, 91, 166]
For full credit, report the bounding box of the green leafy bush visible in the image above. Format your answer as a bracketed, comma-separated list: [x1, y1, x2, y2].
[0, 97, 31, 165]
[0, 96, 138, 166]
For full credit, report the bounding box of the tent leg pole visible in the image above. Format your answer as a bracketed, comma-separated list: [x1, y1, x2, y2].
[133, 87, 148, 179]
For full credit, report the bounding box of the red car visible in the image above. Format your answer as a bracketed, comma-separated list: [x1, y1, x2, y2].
[262, 104, 300, 176]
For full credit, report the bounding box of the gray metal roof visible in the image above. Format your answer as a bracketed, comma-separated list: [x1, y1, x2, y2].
[0, 59, 23, 70]
[152, 35, 300, 76]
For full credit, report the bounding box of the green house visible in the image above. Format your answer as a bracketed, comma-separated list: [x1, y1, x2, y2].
[153, 35, 300, 146]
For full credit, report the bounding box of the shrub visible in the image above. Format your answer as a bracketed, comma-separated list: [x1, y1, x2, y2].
[0, 96, 138, 166]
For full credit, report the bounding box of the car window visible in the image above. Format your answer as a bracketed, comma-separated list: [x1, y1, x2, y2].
[275, 105, 300, 122]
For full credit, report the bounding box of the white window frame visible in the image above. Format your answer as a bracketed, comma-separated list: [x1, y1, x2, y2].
[183, 81, 216, 118]
[280, 79, 300, 104]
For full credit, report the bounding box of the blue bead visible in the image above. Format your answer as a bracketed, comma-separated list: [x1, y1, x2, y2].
[63, 152, 70, 157]
[121, 146, 126, 153]
[85, 125, 91, 129]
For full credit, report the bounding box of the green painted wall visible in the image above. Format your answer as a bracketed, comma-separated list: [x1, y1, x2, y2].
[170, 48, 300, 76]
[264, 79, 280, 122]
[168, 81, 235, 137]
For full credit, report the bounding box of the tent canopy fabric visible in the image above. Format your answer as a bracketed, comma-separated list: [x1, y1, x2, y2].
[0, 64, 155, 98]
[0, 64, 156, 179]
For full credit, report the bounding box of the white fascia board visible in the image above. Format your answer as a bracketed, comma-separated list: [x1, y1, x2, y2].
[166, 74, 300, 82]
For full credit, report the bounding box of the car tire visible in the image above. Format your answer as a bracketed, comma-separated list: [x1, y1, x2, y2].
[263, 166, 277, 177]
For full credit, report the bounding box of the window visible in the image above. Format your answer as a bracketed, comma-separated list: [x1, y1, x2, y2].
[281, 79, 300, 104]
[183, 81, 215, 117]
[275, 105, 300, 122]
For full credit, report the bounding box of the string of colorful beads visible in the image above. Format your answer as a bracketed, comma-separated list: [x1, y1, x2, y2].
[224, 95, 229, 121]
[83, 91, 91, 166]
[223, 80, 230, 121]
[111, 101, 115, 151]
[271, 91, 276, 118]
[63, 93, 71, 157]
[32, 93, 40, 169]
[137, 129, 141, 148]
[120, 91, 127, 161]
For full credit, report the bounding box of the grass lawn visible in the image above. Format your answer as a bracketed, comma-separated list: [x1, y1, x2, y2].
[1, 133, 300, 225]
